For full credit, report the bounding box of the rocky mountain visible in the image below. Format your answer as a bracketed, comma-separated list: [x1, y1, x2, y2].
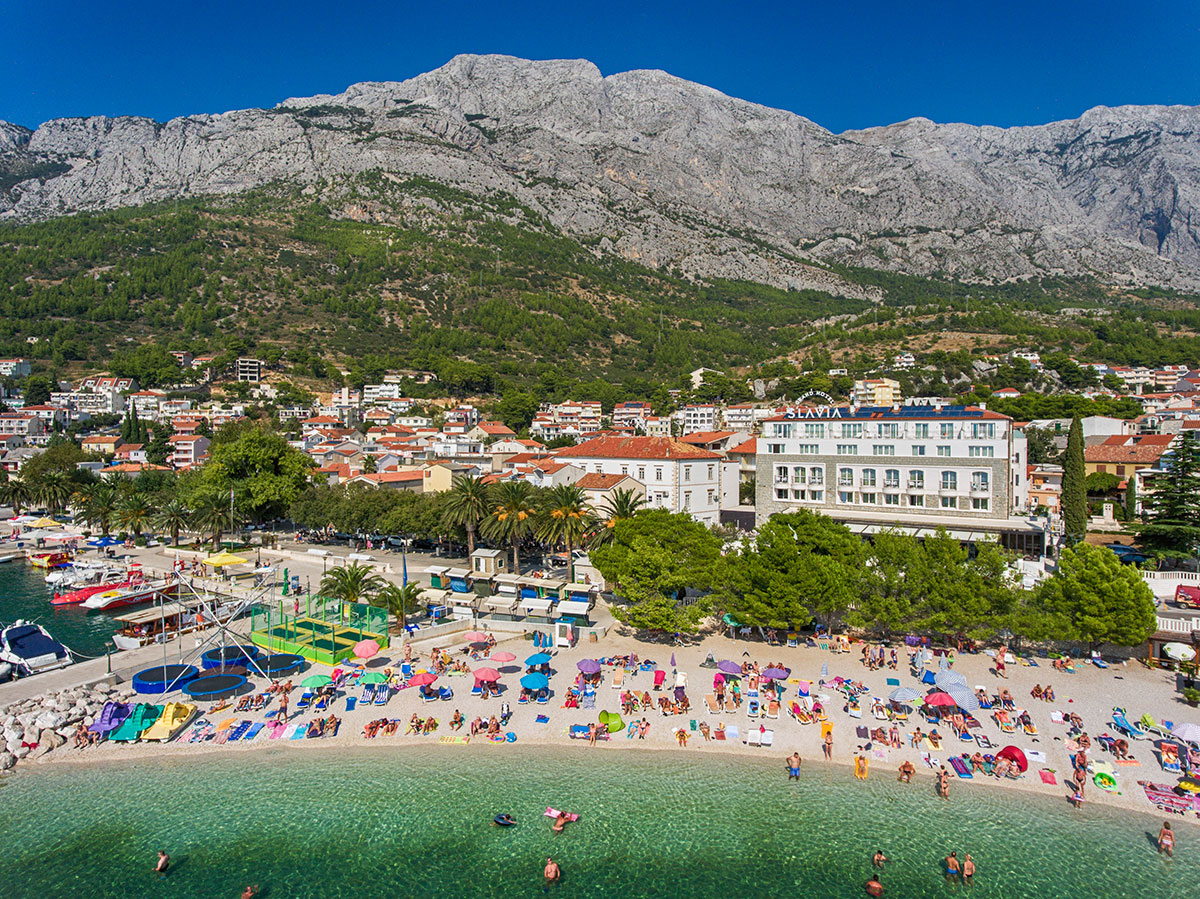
[2, 54, 1199, 290]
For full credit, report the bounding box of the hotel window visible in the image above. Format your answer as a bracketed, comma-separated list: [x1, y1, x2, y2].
[972, 472, 990, 492]
[775, 466, 789, 484]
[774, 423, 794, 438]
[861, 492, 876, 504]
[940, 423, 954, 439]
[1096, 464, 1106, 473]
[809, 467, 824, 486]
[913, 423, 930, 439]
[707, 489, 715, 504]
[708, 465, 715, 479]
[941, 496, 956, 509]
[941, 471, 957, 490]
[862, 468, 877, 487]
[937, 445, 951, 457]
[620, 465, 628, 475]
[683, 491, 691, 509]
[972, 498, 990, 511]
[839, 467, 854, 486]
[912, 445, 926, 456]
[776, 488, 788, 500]
[839, 491, 853, 504]
[836, 444, 859, 455]
[968, 446, 995, 458]
[908, 470, 924, 489]
[908, 495, 925, 507]
[884, 493, 900, 506]
[873, 445, 895, 456]
[655, 467, 663, 481]
[884, 469, 900, 488]
[683, 466, 691, 482]
[841, 423, 863, 438]
[805, 423, 825, 439]
[637, 466, 645, 480]
[767, 443, 784, 454]
[879, 423, 900, 438]
[798, 444, 819, 454]
[793, 466, 807, 483]
[972, 423, 996, 439]
[809, 490, 824, 502]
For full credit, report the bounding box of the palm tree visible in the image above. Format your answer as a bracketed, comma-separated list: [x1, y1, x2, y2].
[72, 482, 119, 536]
[114, 490, 152, 538]
[483, 481, 539, 573]
[36, 470, 71, 515]
[538, 484, 595, 581]
[192, 491, 235, 550]
[442, 475, 493, 555]
[320, 563, 384, 605]
[590, 488, 647, 548]
[153, 498, 192, 546]
[0, 475, 33, 515]
[371, 582, 426, 632]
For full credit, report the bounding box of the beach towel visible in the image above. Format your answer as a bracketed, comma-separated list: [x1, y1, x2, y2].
[856, 726, 869, 739]
[1039, 770, 1057, 785]
[1114, 759, 1142, 766]
[242, 722, 264, 742]
[949, 756, 973, 779]
[535, 714, 550, 724]
[290, 723, 307, 740]
[726, 725, 740, 741]
[872, 747, 889, 762]
[439, 735, 470, 744]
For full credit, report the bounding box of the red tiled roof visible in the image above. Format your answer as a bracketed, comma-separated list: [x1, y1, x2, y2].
[680, 430, 738, 445]
[557, 435, 722, 461]
[727, 438, 758, 456]
[476, 421, 516, 435]
[1085, 443, 1171, 465]
[575, 472, 635, 490]
[352, 471, 424, 484]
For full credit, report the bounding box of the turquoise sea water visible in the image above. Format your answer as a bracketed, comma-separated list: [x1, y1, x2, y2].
[0, 747, 1195, 898]
[0, 562, 118, 659]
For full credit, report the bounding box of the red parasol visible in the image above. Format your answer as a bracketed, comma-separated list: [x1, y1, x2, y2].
[924, 692, 957, 706]
[996, 745, 1028, 772]
[408, 672, 437, 687]
[473, 667, 501, 682]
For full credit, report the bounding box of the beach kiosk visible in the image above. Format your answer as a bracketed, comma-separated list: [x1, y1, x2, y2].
[427, 565, 450, 590]
[444, 567, 473, 594]
[480, 592, 519, 621]
[518, 593, 555, 624]
[470, 547, 506, 577]
[536, 577, 566, 602]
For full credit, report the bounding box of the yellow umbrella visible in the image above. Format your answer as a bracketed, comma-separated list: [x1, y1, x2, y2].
[31, 517, 61, 529]
[204, 551, 250, 568]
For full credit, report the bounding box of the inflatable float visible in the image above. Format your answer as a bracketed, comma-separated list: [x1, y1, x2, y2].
[545, 807, 579, 822]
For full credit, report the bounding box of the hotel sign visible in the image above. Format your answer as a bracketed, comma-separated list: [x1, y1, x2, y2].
[783, 391, 841, 419]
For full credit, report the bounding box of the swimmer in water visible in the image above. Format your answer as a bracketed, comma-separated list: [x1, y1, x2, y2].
[493, 814, 516, 827]
[962, 854, 975, 884]
[544, 856, 561, 883]
[787, 751, 802, 780]
[552, 812, 570, 833]
[241, 886, 259, 899]
[864, 874, 884, 896]
[1158, 822, 1175, 857]
[872, 849, 888, 868]
[944, 851, 960, 882]
[155, 850, 170, 878]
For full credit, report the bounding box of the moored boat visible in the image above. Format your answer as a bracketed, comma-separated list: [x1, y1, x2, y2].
[0, 620, 73, 676]
[140, 702, 196, 742]
[81, 578, 177, 612]
[28, 551, 72, 569]
[112, 597, 241, 650]
[109, 702, 163, 742]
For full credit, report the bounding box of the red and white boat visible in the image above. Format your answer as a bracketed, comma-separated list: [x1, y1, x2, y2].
[81, 575, 177, 611]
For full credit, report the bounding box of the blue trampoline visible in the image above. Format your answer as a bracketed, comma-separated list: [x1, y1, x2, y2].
[262, 653, 305, 676]
[200, 645, 260, 670]
[182, 674, 247, 700]
[132, 664, 199, 694]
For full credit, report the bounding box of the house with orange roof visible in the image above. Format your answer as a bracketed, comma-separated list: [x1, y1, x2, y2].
[679, 430, 751, 453]
[575, 471, 645, 508]
[468, 420, 517, 442]
[343, 470, 426, 493]
[168, 434, 210, 468]
[557, 435, 724, 524]
[81, 433, 121, 455]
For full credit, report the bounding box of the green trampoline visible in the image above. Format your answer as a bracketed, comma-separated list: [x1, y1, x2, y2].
[250, 598, 388, 666]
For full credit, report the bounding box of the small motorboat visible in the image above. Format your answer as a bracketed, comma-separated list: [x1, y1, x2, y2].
[0, 620, 73, 676]
[82, 578, 176, 611]
[28, 551, 73, 569]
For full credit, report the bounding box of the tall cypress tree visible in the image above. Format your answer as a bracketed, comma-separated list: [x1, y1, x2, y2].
[1124, 474, 1137, 522]
[1062, 415, 1087, 546]
[1141, 432, 1200, 558]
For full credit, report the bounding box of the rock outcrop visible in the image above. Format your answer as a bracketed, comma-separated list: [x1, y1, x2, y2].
[2, 54, 1199, 288]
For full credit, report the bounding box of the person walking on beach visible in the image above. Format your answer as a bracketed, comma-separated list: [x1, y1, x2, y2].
[962, 854, 975, 884]
[995, 649, 1007, 679]
[544, 857, 561, 883]
[823, 729, 833, 760]
[277, 691, 288, 722]
[787, 751, 802, 780]
[1158, 822, 1175, 857]
[944, 851, 960, 882]
[155, 850, 170, 878]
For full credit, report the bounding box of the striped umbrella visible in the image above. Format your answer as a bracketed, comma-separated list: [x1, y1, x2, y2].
[934, 669, 968, 691]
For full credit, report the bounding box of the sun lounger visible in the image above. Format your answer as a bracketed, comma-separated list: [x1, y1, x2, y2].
[296, 691, 314, 711]
[765, 700, 780, 719]
[612, 670, 624, 689]
[1111, 707, 1146, 740]
[949, 756, 973, 779]
[439, 686, 453, 701]
[1022, 720, 1039, 736]
[360, 684, 375, 704]
[421, 688, 439, 703]
[994, 710, 1015, 734]
[746, 729, 761, 746]
[761, 729, 774, 747]
[705, 693, 720, 713]
[974, 733, 994, 749]
[1139, 713, 1173, 740]
[374, 686, 390, 706]
[726, 725, 740, 742]
[1090, 651, 1109, 669]
[921, 751, 938, 768]
[537, 690, 549, 705]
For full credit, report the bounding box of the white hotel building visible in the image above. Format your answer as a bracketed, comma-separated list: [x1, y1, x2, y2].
[755, 405, 1044, 556]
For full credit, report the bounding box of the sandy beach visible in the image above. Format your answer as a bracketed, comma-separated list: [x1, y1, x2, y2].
[24, 614, 1200, 825]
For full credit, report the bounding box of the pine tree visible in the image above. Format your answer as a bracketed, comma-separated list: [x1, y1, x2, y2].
[1062, 415, 1087, 546]
[1141, 432, 1200, 558]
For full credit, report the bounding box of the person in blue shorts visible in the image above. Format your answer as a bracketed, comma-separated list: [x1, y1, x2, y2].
[786, 751, 802, 780]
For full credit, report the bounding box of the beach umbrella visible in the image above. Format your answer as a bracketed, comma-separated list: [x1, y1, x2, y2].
[713, 672, 725, 688]
[996, 745, 1028, 773]
[360, 671, 389, 684]
[945, 685, 980, 712]
[470, 641, 491, 650]
[408, 672, 437, 687]
[1171, 722, 1200, 744]
[597, 710, 625, 734]
[820, 661, 829, 678]
[474, 667, 501, 682]
[1163, 643, 1197, 662]
[938, 654, 951, 670]
[525, 652, 552, 666]
[888, 687, 922, 702]
[934, 669, 968, 691]
[464, 632, 489, 643]
[302, 674, 333, 688]
[353, 639, 380, 660]
[761, 667, 790, 680]
[577, 659, 602, 674]
[205, 551, 250, 567]
[31, 516, 61, 529]
[670, 652, 676, 669]
[491, 651, 517, 664]
[924, 691, 957, 707]
[717, 660, 742, 676]
[521, 673, 549, 690]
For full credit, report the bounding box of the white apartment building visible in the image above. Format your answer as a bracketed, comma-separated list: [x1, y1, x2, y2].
[0, 413, 44, 437]
[51, 390, 124, 416]
[681, 404, 719, 435]
[756, 404, 1042, 556]
[0, 359, 31, 378]
[721, 403, 770, 433]
[612, 401, 652, 431]
[892, 353, 916, 370]
[557, 436, 723, 525]
[645, 416, 672, 437]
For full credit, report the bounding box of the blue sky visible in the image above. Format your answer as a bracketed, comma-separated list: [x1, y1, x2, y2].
[3, 0, 1198, 133]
